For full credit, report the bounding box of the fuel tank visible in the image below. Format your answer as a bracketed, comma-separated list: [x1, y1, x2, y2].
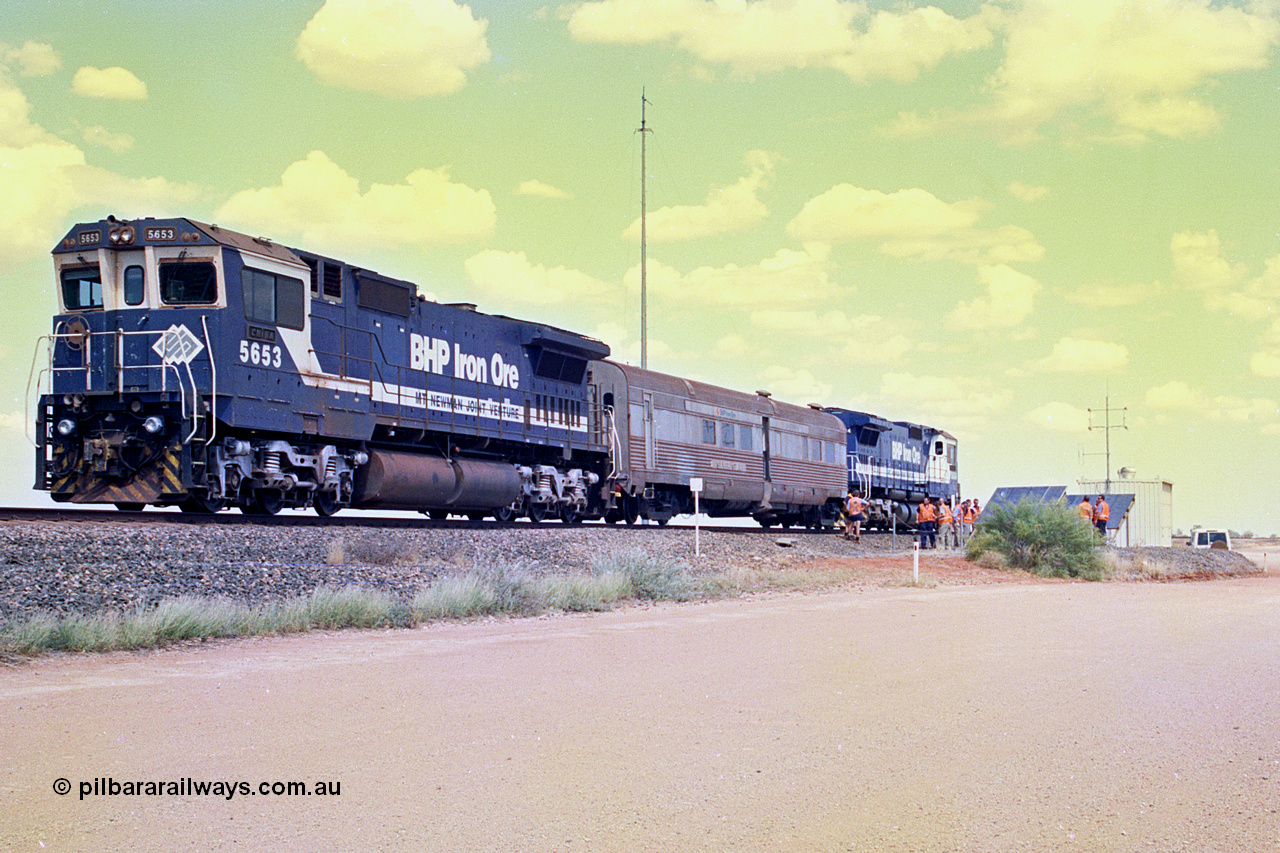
[352, 450, 521, 512]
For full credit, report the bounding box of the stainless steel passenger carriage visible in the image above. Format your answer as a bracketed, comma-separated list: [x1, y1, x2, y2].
[592, 362, 847, 527]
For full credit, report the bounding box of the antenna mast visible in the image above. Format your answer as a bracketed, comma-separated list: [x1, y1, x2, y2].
[1087, 385, 1128, 492]
[636, 89, 652, 370]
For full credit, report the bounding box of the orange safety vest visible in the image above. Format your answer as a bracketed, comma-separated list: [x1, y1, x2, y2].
[940, 505, 953, 523]
[918, 502, 937, 523]
[1094, 500, 1109, 521]
[963, 504, 976, 524]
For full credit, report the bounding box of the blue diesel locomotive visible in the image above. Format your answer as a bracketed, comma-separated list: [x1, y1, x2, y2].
[36, 217, 609, 519]
[824, 408, 959, 529]
[33, 216, 849, 526]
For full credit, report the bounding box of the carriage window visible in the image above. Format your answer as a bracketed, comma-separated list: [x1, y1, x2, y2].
[61, 267, 103, 310]
[123, 265, 145, 306]
[243, 268, 305, 330]
[701, 419, 716, 444]
[160, 262, 217, 305]
[740, 425, 753, 451]
[721, 422, 735, 448]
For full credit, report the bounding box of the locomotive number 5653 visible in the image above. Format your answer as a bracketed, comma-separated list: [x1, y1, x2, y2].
[239, 340, 282, 368]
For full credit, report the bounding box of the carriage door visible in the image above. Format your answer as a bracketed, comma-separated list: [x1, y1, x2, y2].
[761, 416, 771, 482]
[643, 392, 655, 470]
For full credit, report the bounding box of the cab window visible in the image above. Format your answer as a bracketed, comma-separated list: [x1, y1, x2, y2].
[123, 265, 145, 306]
[160, 262, 217, 305]
[61, 267, 103, 310]
[243, 268, 305, 330]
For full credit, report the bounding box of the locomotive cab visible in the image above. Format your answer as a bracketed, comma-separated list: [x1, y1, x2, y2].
[38, 220, 231, 509]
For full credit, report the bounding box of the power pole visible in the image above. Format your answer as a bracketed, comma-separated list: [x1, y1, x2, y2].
[1088, 387, 1127, 492]
[636, 89, 652, 370]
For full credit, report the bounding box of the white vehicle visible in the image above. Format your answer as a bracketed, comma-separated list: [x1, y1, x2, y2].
[1188, 528, 1231, 550]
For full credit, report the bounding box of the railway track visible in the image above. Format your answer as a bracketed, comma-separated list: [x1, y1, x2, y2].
[0, 505, 853, 536]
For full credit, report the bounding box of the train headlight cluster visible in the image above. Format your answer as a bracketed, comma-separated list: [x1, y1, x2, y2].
[56, 418, 76, 437]
[142, 416, 164, 434]
[107, 225, 136, 246]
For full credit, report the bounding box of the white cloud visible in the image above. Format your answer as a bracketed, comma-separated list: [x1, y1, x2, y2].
[71, 66, 147, 100]
[746, 309, 912, 365]
[464, 250, 616, 306]
[878, 370, 1011, 432]
[0, 74, 196, 265]
[1008, 181, 1048, 202]
[890, 0, 1280, 144]
[516, 179, 571, 199]
[1251, 350, 1280, 378]
[755, 365, 831, 405]
[4, 41, 61, 77]
[1063, 279, 1162, 309]
[216, 150, 495, 253]
[565, 0, 994, 82]
[1172, 229, 1280, 320]
[1145, 380, 1203, 411]
[948, 264, 1041, 330]
[1034, 337, 1129, 374]
[633, 243, 834, 307]
[786, 184, 1042, 264]
[624, 150, 776, 243]
[1025, 401, 1090, 433]
[1146, 380, 1280, 429]
[78, 123, 134, 154]
[296, 0, 490, 98]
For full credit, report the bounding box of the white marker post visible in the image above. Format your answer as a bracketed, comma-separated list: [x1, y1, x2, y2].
[913, 542, 920, 585]
[690, 477, 704, 559]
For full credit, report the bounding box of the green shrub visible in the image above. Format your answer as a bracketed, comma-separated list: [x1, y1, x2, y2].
[412, 574, 499, 619]
[541, 572, 632, 612]
[966, 500, 1106, 580]
[594, 549, 694, 601]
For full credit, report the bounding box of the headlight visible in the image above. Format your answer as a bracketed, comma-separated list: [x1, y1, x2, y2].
[56, 418, 76, 437]
[142, 416, 164, 434]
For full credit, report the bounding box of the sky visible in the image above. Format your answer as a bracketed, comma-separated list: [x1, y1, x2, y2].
[3, 0, 1280, 535]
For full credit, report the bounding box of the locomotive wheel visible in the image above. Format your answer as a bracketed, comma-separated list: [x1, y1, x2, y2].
[427, 510, 448, 521]
[314, 491, 342, 517]
[251, 489, 284, 516]
[527, 502, 547, 523]
[494, 505, 516, 523]
[179, 493, 226, 514]
[622, 496, 638, 526]
[559, 505, 582, 525]
[113, 502, 145, 512]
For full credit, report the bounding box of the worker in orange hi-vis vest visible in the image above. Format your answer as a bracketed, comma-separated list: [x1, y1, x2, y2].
[917, 498, 937, 549]
[1092, 494, 1110, 539]
[938, 501, 954, 549]
[961, 500, 977, 542]
[1077, 496, 1093, 523]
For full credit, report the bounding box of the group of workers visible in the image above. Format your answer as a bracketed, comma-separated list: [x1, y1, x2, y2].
[842, 490, 1113, 546]
[914, 496, 981, 549]
[841, 490, 980, 548]
[1078, 494, 1110, 539]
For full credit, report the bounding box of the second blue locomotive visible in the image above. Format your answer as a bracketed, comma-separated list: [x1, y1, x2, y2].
[824, 408, 959, 529]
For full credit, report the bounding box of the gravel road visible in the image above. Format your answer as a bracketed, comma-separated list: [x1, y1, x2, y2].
[4, 573, 1279, 852]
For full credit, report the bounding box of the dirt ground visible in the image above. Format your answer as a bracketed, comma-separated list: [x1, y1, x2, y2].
[3, 555, 1280, 852]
